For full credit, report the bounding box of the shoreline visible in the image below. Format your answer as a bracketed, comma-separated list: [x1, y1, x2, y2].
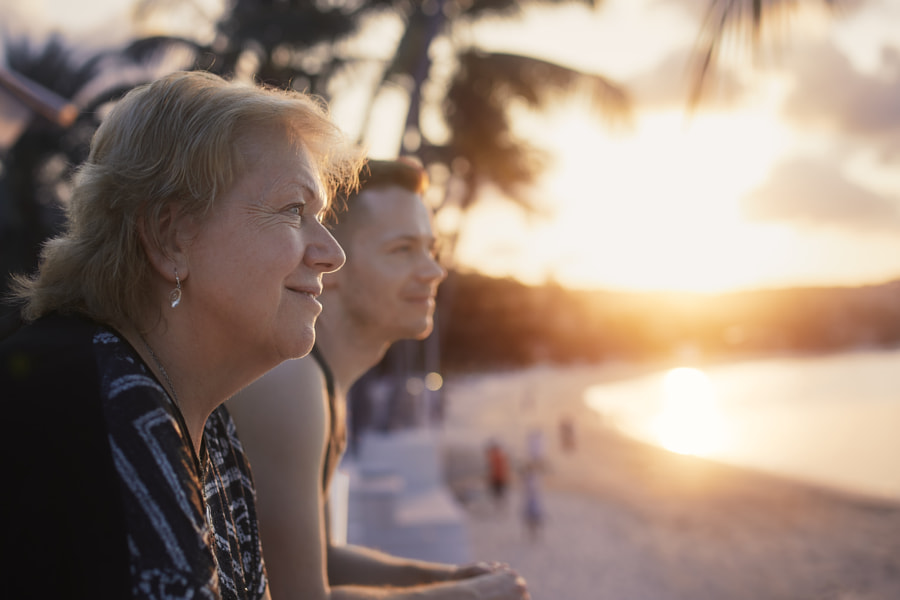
[440, 363, 900, 600]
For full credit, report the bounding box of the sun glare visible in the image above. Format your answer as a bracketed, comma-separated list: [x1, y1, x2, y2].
[542, 106, 795, 293]
[454, 77, 809, 294]
[652, 368, 727, 456]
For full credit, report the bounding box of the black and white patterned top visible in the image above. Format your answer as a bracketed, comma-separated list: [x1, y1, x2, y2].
[2, 314, 268, 599]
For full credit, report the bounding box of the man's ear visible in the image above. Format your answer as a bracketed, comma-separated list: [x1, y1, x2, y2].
[138, 204, 197, 283]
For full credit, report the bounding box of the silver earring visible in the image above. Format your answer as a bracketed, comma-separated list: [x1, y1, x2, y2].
[169, 270, 182, 308]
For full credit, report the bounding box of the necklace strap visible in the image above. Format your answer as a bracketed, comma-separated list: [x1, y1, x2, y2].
[140, 336, 179, 407]
[138, 334, 203, 475]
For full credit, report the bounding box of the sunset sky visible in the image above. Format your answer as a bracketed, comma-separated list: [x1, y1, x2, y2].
[447, 0, 900, 293]
[4, 0, 900, 294]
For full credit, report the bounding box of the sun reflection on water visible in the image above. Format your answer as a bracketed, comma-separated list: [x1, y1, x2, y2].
[653, 367, 727, 456]
[584, 352, 900, 500]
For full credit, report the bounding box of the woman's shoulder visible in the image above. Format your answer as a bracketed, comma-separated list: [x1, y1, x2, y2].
[4, 312, 134, 598]
[0, 312, 138, 380]
[1, 312, 97, 351]
[1, 312, 109, 401]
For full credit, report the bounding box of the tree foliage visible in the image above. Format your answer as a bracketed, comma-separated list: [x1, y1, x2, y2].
[439, 271, 900, 373]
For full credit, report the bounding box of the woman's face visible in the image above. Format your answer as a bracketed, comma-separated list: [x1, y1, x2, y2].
[183, 131, 345, 367]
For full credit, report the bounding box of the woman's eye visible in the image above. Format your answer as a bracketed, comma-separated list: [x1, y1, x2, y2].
[286, 204, 304, 217]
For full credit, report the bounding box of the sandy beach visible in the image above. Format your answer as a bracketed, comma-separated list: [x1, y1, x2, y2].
[439, 363, 900, 600]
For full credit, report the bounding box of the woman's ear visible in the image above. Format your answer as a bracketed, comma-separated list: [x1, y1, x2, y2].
[138, 204, 197, 284]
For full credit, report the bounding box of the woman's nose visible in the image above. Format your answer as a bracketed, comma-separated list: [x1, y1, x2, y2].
[308, 223, 346, 274]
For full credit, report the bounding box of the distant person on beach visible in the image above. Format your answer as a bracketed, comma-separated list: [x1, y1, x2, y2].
[560, 415, 577, 453]
[229, 159, 529, 600]
[486, 439, 512, 510]
[521, 462, 546, 541]
[1, 70, 363, 598]
[526, 427, 547, 469]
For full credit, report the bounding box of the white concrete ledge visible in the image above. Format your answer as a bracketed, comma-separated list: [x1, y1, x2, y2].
[341, 428, 472, 564]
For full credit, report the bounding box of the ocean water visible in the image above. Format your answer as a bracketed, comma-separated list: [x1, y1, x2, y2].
[584, 348, 900, 501]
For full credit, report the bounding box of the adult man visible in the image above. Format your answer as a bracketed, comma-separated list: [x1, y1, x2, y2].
[228, 159, 529, 600]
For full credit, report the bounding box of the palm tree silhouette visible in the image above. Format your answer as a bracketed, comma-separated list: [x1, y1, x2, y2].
[0, 32, 200, 330]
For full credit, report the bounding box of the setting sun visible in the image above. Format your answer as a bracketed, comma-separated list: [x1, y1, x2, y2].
[652, 367, 727, 456]
[454, 87, 833, 294]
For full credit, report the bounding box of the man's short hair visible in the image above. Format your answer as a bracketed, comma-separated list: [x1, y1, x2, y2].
[357, 158, 429, 196]
[329, 158, 428, 227]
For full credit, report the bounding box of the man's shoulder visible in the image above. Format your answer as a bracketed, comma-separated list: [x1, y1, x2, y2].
[227, 355, 330, 483]
[228, 355, 329, 434]
[237, 355, 325, 399]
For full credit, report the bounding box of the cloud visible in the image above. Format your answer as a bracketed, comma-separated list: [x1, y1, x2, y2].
[741, 157, 900, 233]
[636, 1, 900, 136]
[783, 40, 900, 158]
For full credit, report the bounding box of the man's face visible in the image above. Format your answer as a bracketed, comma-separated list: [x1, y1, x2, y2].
[325, 186, 446, 343]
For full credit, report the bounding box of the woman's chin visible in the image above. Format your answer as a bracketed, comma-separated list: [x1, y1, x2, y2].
[283, 328, 316, 361]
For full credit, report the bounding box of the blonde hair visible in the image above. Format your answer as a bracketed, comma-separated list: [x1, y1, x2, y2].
[11, 70, 364, 327]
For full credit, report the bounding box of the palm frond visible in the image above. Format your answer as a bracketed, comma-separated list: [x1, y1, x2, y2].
[459, 0, 602, 19]
[688, 0, 843, 109]
[71, 37, 200, 110]
[437, 50, 629, 210]
[461, 51, 630, 122]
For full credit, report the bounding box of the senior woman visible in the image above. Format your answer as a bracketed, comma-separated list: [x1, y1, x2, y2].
[1, 70, 364, 599]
